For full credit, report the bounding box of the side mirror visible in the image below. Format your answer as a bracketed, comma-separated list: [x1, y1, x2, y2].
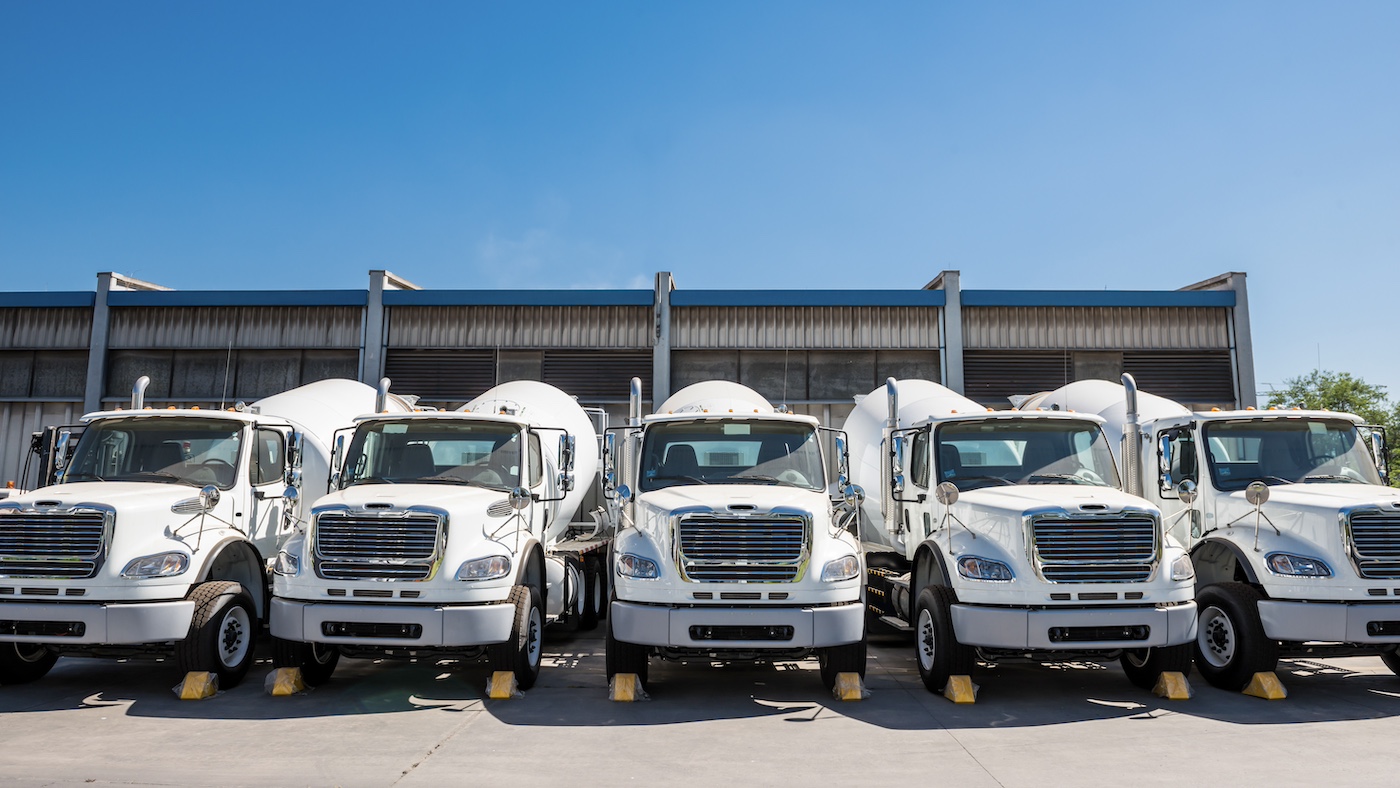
[602, 433, 617, 498]
[935, 481, 959, 507]
[1367, 427, 1390, 483]
[616, 484, 633, 503]
[1177, 479, 1197, 505]
[509, 486, 532, 511]
[54, 429, 72, 474]
[558, 434, 575, 472]
[329, 434, 345, 489]
[284, 431, 304, 487]
[890, 434, 906, 477]
[199, 485, 221, 512]
[834, 434, 851, 488]
[843, 483, 865, 509]
[1158, 433, 1174, 492]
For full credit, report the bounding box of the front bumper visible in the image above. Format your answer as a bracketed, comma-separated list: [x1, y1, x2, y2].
[950, 603, 1198, 650]
[609, 601, 864, 649]
[1258, 600, 1400, 644]
[270, 597, 516, 648]
[0, 600, 196, 645]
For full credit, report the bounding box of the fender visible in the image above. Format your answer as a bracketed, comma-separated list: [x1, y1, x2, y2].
[194, 537, 269, 619]
[913, 539, 954, 595]
[1191, 537, 1261, 586]
[512, 538, 546, 604]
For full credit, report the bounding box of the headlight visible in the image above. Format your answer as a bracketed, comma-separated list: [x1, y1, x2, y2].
[821, 555, 861, 583]
[1266, 552, 1332, 577]
[956, 555, 1013, 582]
[617, 553, 659, 579]
[121, 552, 190, 578]
[456, 555, 512, 581]
[1170, 554, 1196, 581]
[273, 550, 300, 577]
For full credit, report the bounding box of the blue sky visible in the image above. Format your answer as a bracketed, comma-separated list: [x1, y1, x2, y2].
[2, 2, 1397, 400]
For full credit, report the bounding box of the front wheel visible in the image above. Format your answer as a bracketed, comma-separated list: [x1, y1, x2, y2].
[1120, 643, 1194, 689]
[1193, 582, 1279, 691]
[488, 585, 543, 690]
[605, 608, 649, 689]
[913, 585, 975, 694]
[0, 642, 59, 684]
[272, 637, 340, 687]
[175, 581, 258, 689]
[818, 637, 867, 691]
[1380, 648, 1400, 677]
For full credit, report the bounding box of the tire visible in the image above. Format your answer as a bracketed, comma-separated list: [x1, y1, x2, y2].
[1193, 582, 1279, 691]
[913, 585, 975, 694]
[558, 556, 585, 634]
[818, 637, 867, 691]
[1380, 648, 1400, 677]
[271, 636, 340, 687]
[488, 584, 543, 690]
[1120, 643, 1194, 690]
[578, 555, 601, 632]
[0, 642, 59, 684]
[175, 581, 258, 689]
[605, 609, 649, 688]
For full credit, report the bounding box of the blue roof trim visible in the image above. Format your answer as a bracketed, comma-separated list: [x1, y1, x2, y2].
[0, 292, 96, 308]
[671, 290, 945, 307]
[108, 290, 368, 307]
[962, 290, 1235, 308]
[384, 290, 654, 307]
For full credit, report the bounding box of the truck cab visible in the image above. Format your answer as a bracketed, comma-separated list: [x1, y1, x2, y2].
[1032, 378, 1400, 689]
[603, 379, 867, 691]
[271, 380, 605, 689]
[0, 377, 379, 688]
[847, 379, 1197, 694]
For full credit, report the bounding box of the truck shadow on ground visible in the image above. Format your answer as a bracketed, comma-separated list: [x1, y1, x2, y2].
[5, 631, 1400, 729]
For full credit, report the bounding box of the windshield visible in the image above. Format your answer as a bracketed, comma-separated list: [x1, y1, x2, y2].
[65, 417, 243, 490]
[639, 419, 824, 491]
[1203, 418, 1383, 490]
[342, 419, 523, 490]
[933, 418, 1120, 491]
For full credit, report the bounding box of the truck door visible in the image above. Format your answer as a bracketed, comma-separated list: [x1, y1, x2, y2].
[247, 427, 291, 554]
[1155, 422, 1201, 543]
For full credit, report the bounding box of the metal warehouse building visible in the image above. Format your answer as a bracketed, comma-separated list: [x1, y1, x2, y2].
[0, 270, 1254, 487]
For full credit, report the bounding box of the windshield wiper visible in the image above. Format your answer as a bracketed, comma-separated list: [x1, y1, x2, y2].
[1027, 473, 1097, 486]
[349, 476, 397, 485]
[123, 470, 201, 487]
[414, 474, 510, 489]
[946, 475, 1015, 487]
[1302, 474, 1366, 484]
[728, 473, 808, 488]
[650, 474, 708, 485]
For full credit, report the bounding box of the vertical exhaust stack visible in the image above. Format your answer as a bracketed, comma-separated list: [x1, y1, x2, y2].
[885, 378, 900, 432]
[1120, 373, 1143, 498]
[881, 378, 899, 524]
[131, 376, 151, 410]
[628, 377, 643, 427]
[375, 378, 391, 414]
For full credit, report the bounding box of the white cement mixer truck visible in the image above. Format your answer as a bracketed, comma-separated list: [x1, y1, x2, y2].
[1024, 376, 1400, 690]
[602, 379, 867, 691]
[844, 379, 1197, 694]
[0, 377, 395, 688]
[270, 380, 606, 689]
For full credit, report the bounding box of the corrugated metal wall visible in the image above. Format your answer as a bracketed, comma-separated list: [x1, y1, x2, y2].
[0, 401, 82, 490]
[672, 307, 939, 349]
[0, 308, 91, 348]
[387, 306, 650, 349]
[963, 307, 1230, 350]
[108, 307, 363, 349]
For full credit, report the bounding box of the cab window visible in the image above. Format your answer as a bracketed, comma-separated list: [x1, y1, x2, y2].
[528, 432, 543, 488]
[251, 428, 286, 487]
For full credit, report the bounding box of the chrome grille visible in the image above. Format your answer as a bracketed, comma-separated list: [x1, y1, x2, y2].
[1349, 511, 1400, 579]
[0, 511, 107, 579]
[1030, 514, 1157, 583]
[313, 511, 443, 581]
[677, 515, 807, 583]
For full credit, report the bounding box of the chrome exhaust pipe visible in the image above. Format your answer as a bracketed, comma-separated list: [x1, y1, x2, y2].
[131, 376, 150, 410]
[629, 377, 643, 426]
[375, 377, 391, 414]
[1121, 373, 1143, 498]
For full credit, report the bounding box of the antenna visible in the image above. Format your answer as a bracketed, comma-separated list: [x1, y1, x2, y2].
[219, 338, 233, 410]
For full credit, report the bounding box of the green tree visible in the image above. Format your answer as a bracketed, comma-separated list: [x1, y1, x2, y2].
[1266, 370, 1398, 487]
